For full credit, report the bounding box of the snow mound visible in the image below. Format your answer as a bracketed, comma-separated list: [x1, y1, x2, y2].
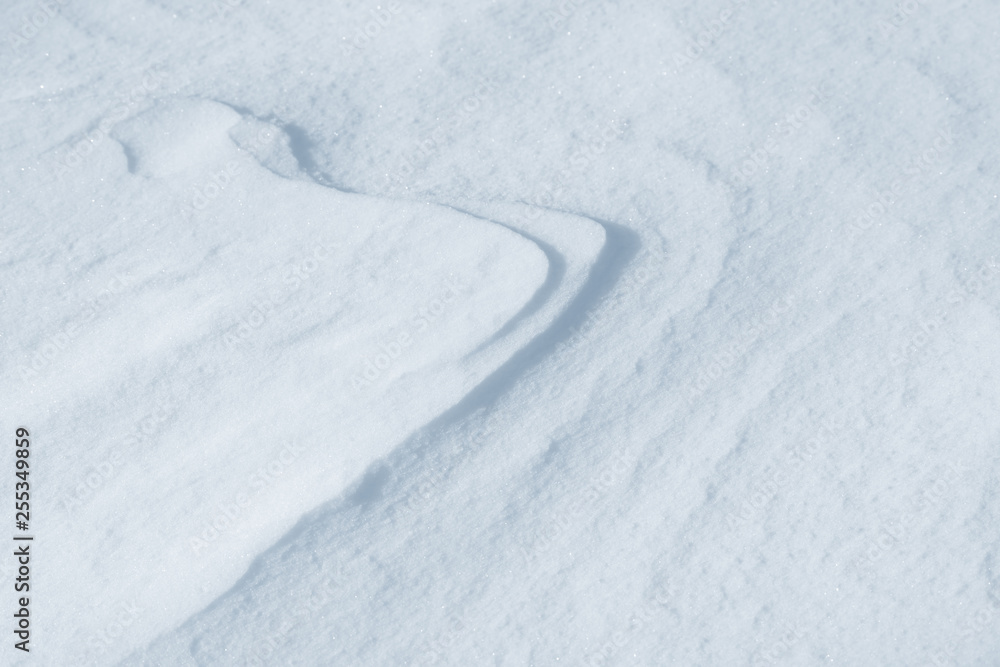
[4, 97, 605, 664]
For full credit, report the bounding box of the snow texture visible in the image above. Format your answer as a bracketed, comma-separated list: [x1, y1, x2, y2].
[1, 0, 999, 665]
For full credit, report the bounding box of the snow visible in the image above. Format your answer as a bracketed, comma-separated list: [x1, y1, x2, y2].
[1, 0, 998, 665]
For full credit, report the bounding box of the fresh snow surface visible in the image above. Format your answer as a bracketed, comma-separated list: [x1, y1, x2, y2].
[1, 1, 999, 665]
